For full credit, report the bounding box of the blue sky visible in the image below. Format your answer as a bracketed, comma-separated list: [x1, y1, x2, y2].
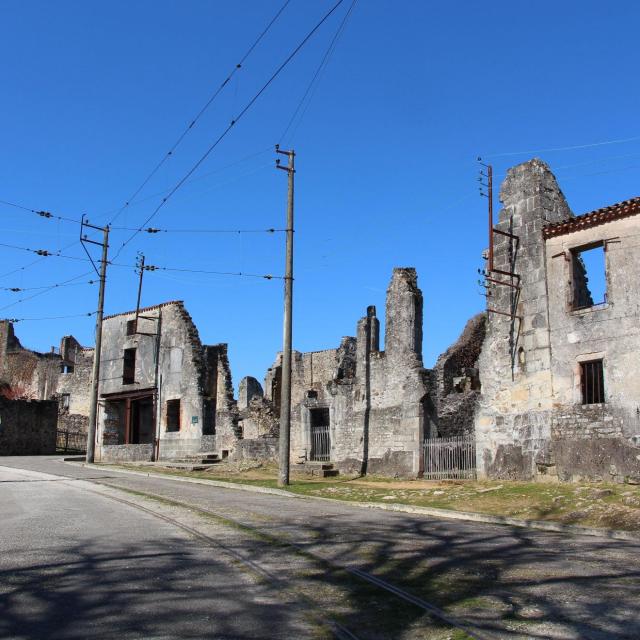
[1, 0, 639, 387]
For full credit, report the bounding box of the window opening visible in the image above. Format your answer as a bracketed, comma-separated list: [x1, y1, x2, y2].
[60, 393, 70, 410]
[581, 359, 605, 404]
[571, 243, 606, 309]
[166, 399, 181, 431]
[60, 364, 74, 374]
[122, 348, 136, 385]
[126, 319, 137, 336]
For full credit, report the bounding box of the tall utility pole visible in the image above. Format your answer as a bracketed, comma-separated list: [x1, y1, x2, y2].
[81, 216, 110, 463]
[275, 145, 295, 487]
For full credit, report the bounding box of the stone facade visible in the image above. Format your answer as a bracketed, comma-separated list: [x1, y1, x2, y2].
[0, 301, 239, 462]
[476, 159, 640, 483]
[245, 269, 430, 477]
[94, 301, 237, 462]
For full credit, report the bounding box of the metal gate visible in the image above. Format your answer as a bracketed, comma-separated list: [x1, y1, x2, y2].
[423, 435, 476, 480]
[310, 408, 331, 461]
[56, 430, 87, 454]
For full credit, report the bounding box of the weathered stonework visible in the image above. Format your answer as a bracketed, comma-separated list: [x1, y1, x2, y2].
[94, 301, 238, 462]
[426, 313, 485, 438]
[0, 397, 57, 455]
[245, 269, 430, 477]
[476, 159, 640, 482]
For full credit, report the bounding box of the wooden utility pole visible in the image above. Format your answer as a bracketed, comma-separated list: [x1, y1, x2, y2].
[81, 216, 110, 463]
[275, 145, 295, 487]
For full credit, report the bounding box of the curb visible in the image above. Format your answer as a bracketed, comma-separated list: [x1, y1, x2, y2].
[66, 461, 299, 499]
[67, 461, 640, 543]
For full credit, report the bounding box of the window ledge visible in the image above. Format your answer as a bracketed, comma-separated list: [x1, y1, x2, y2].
[570, 302, 609, 316]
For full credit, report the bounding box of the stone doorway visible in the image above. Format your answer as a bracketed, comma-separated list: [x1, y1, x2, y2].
[310, 407, 330, 461]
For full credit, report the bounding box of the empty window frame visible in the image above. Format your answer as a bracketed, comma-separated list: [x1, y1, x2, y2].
[571, 243, 606, 310]
[60, 364, 74, 374]
[122, 348, 136, 385]
[60, 393, 70, 410]
[580, 359, 605, 405]
[126, 319, 137, 336]
[166, 399, 181, 431]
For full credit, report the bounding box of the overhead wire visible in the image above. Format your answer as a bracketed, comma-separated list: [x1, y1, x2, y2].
[95, 148, 272, 218]
[109, 225, 284, 234]
[1, 277, 96, 293]
[107, 0, 291, 226]
[484, 134, 640, 159]
[0, 242, 91, 263]
[280, 0, 358, 145]
[108, 261, 282, 280]
[113, 0, 347, 261]
[7, 311, 96, 323]
[0, 271, 95, 312]
[0, 198, 81, 225]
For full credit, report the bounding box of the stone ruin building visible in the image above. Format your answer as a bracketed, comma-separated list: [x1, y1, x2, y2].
[3, 157, 638, 484]
[237, 268, 485, 477]
[0, 301, 237, 462]
[94, 301, 237, 462]
[476, 158, 640, 483]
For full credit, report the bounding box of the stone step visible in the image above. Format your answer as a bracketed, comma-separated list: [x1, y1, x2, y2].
[294, 461, 339, 478]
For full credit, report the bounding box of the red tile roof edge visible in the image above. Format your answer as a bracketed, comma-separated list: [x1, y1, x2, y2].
[543, 196, 640, 239]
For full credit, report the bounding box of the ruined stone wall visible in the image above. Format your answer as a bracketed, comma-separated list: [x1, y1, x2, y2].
[95, 302, 239, 461]
[476, 159, 640, 483]
[262, 268, 427, 477]
[0, 397, 57, 455]
[234, 437, 279, 462]
[475, 159, 573, 479]
[56, 344, 93, 434]
[0, 320, 61, 401]
[428, 314, 485, 438]
[542, 213, 640, 482]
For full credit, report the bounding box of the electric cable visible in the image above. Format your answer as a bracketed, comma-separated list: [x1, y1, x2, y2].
[0, 271, 95, 312]
[113, 0, 347, 260]
[280, 0, 357, 144]
[7, 311, 96, 323]
[0, 198, 81, 225]
[108, 0, 291, 226]
[484, 134, 640, 159]
[0, 242, 91, 263]
[109, 225, 284, 234]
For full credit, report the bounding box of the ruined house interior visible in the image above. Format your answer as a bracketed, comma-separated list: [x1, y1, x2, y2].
[1, 158, 639, 483]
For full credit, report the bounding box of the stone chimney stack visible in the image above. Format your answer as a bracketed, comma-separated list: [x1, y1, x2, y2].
[384, 268, 423, 364]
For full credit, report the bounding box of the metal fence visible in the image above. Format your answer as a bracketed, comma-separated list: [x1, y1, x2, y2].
[423, 435, 476, 480]
[56, 430, 87, 454]
[310, 424, 331, 462]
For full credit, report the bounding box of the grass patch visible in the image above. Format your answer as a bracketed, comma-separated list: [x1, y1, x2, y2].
[98, 462, 640, 532]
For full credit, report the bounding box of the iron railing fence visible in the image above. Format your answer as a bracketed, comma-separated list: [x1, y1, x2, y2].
[56, 430, 87, 454]
[423, 434, 476, 480]
[310, 424, 331, 462]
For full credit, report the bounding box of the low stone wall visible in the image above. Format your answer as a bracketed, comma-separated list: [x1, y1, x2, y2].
[100, 443, 153, 462]
[233, 437, 278, 462]
[553, 438, 640, 483]
[551, 406, 624, 440]
[158, 437, 202, 461]
[0, 397, 57, 455]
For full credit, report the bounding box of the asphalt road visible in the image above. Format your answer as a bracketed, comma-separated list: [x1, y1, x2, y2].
[1, 456, 639, 640]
